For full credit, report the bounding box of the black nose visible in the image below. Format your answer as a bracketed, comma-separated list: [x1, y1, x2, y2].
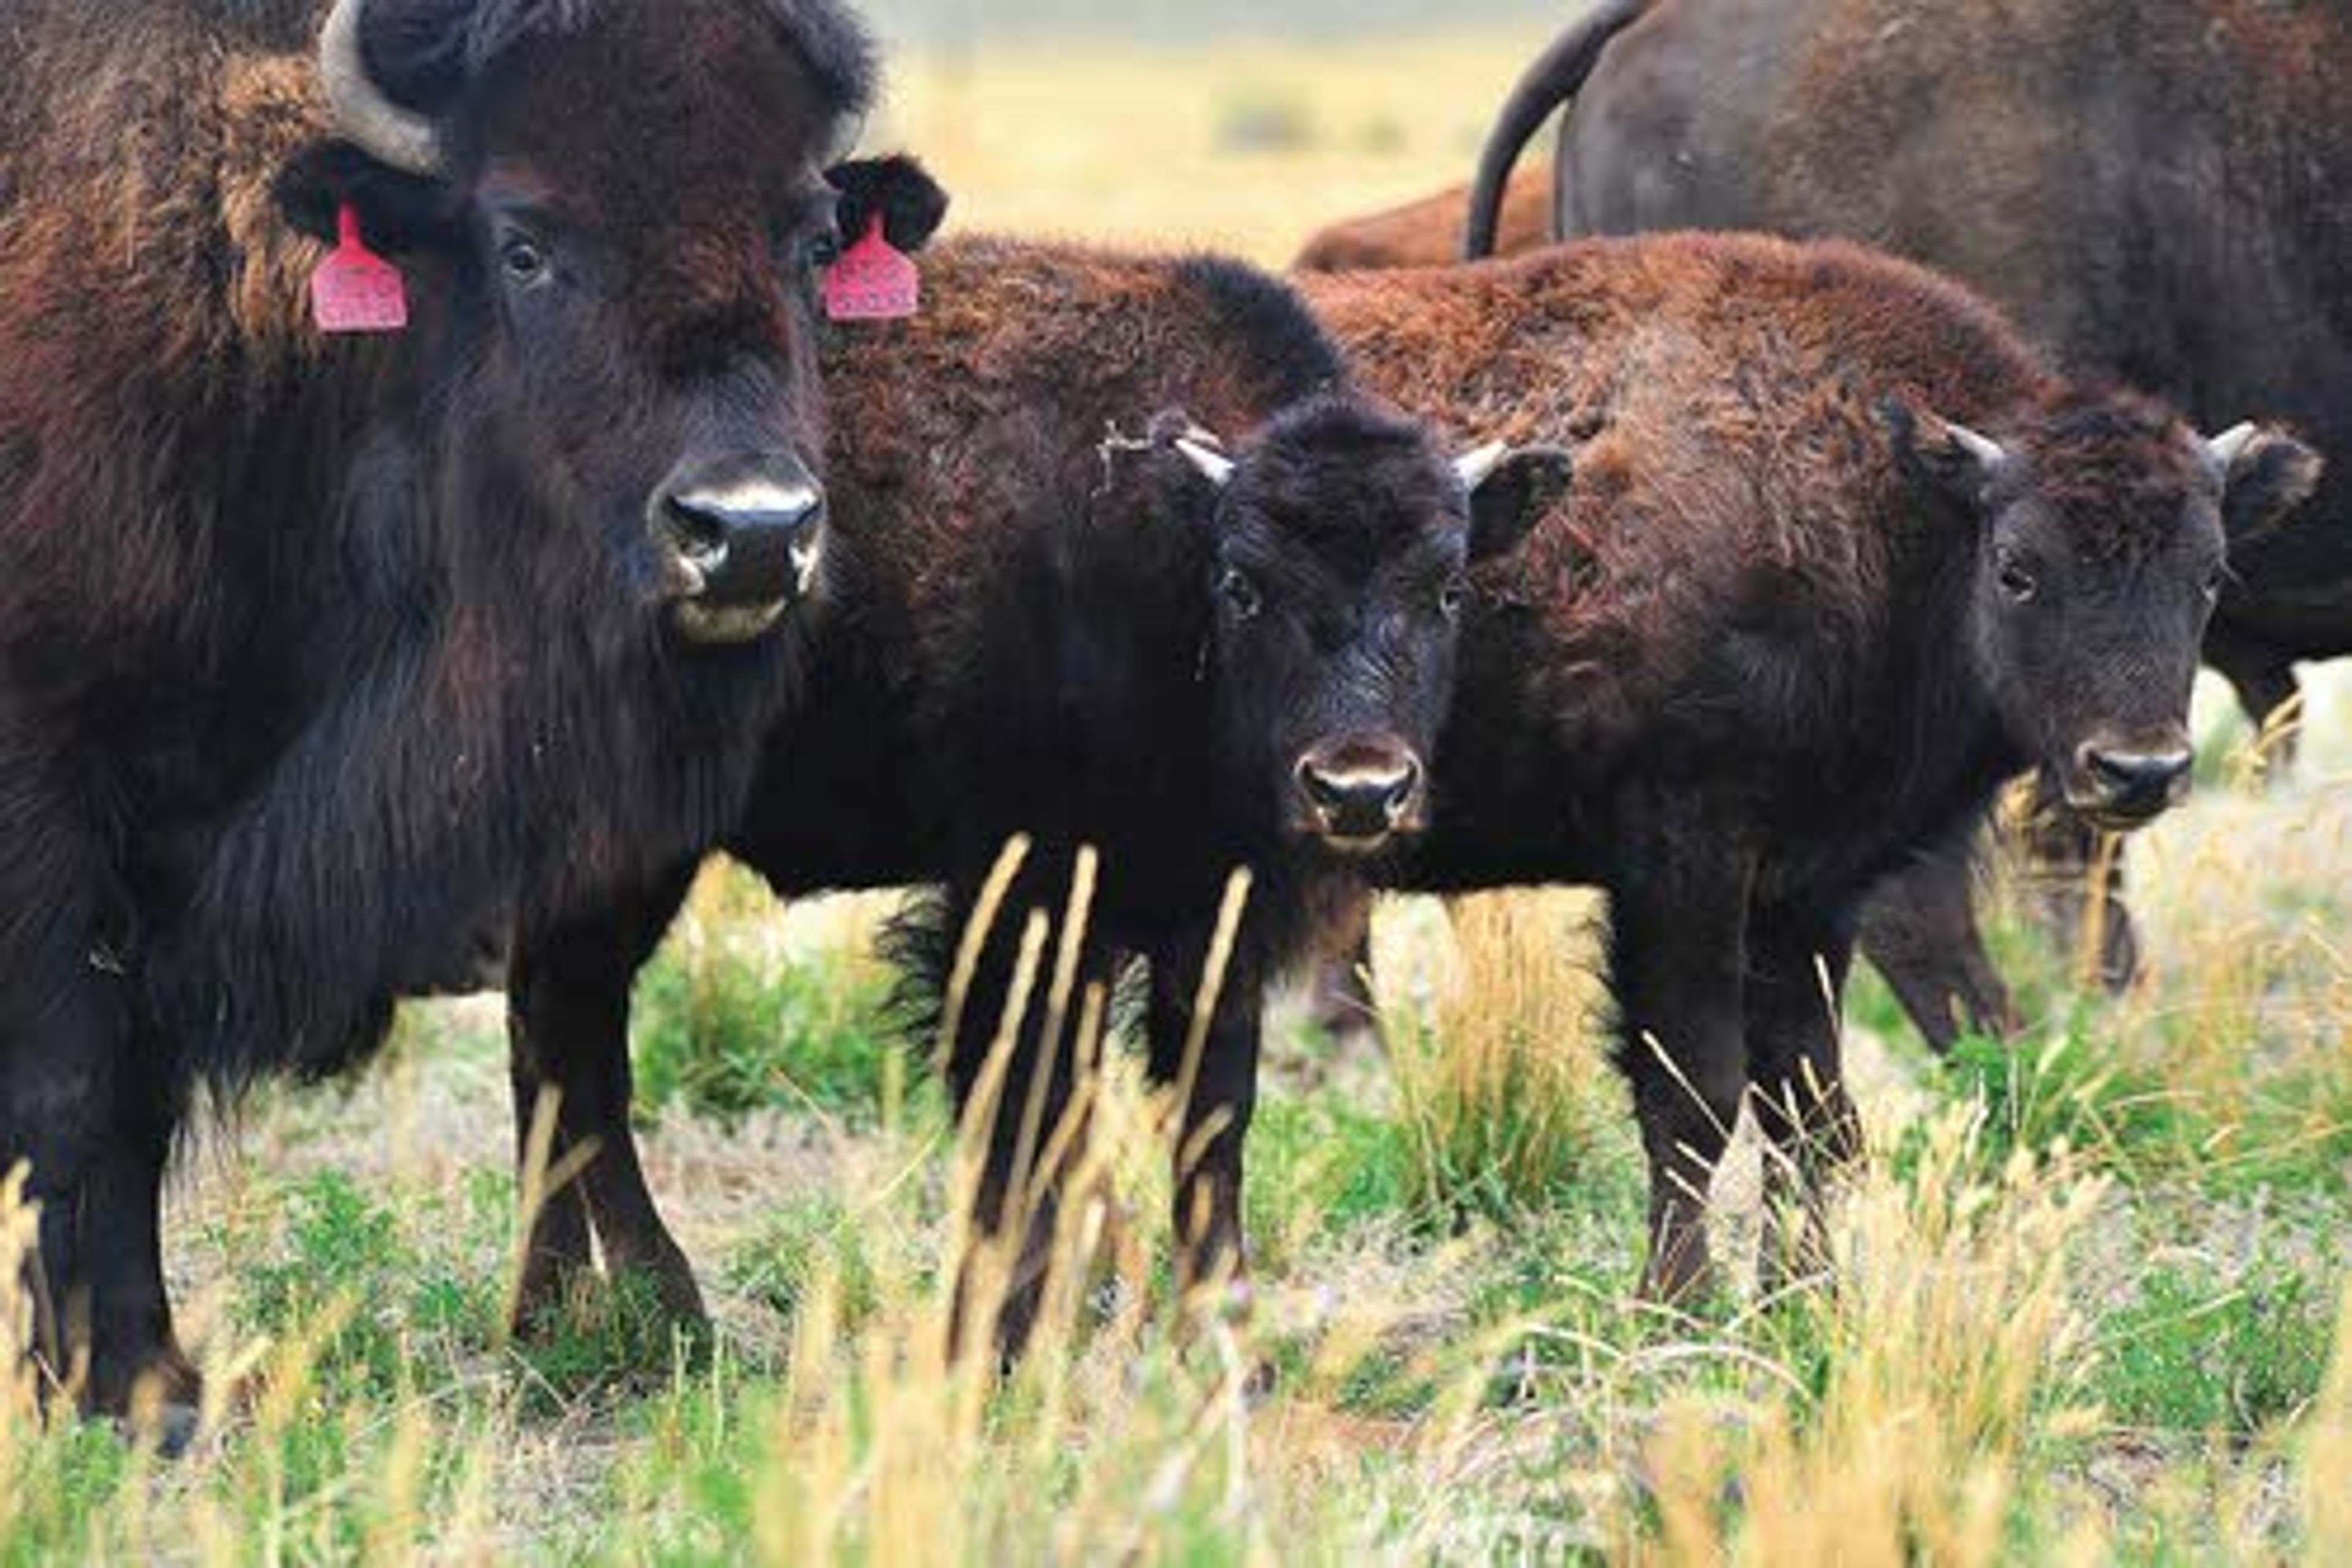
[1296, 753, 1423, 841]
[651, 454, 826, 608]
[2076, 743, 2194, 819]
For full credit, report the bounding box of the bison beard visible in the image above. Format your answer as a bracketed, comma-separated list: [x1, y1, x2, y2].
[0, 0, 881, 1425]
[498, 235, 1569, 1363]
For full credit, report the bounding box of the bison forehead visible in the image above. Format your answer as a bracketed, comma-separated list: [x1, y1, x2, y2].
[2003, 390, 2217, 560]
[1229, 396, 1466, 562]
[439, 0, 869, 192]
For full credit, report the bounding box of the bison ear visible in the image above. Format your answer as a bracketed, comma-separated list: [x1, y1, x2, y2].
[1885, 399, 2008, 508]
[2208, 424, 2323, 543]
[274, 140, 458, 257]
[827, 155, 952, 254]
[1464, 445, 1572, 561]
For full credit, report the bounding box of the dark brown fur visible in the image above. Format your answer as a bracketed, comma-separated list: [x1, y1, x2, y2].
[1457, 0, 2350, 1049]
[0, 0, 874, 1419]
[500, 235, 1561, 1357]
[1302, 232, 2305, 1293]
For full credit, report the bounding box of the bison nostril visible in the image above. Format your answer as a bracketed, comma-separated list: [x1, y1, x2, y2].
[1297, 760, 1346, 813]
[650, 459, 826, 609]
[1383, 760, 1423, 821]
[2082, 744, 2194, 799]
[1297, 753, 1420, 837]
[660, 497, 733, 570]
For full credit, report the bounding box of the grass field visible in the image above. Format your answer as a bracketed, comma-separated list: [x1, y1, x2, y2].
[5, 28, 2350, 1565]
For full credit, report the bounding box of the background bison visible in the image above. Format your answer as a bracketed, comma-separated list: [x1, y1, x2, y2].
[0, 0, 875, 1426]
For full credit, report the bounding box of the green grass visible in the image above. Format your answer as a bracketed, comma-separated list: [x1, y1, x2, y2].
[631, 927, 914, 1128]
[5, 690, 2348, 1562]
[2089, 1262, 2337, 1441]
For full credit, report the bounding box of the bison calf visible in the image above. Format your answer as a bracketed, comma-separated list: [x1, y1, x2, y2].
[502, 235, 1566, 1358]
[1302, 233, 2315, 1294]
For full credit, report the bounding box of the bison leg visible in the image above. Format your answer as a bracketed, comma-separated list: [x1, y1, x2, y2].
[2204, 627, 2304, 777]
[2010, 778, 2139, 996]
[1302, 886, 1383, 1057]
[505, 865, 703, 1336]
[1857, 842, 2021, 1054]
[939, 857, 1117, 1367]
[80, 1061, 200, 1431]
[1145, 926, 1269, 1329]
[0, 771, 142, 1413]
[1606, 820, 1754, 1306]
[1744, 899, 1865, 1292]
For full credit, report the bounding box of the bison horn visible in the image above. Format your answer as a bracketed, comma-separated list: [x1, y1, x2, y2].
[1454, 442, 1510, 491]
[823, 110, 870, 167]
[320, 0, 446, 177]
[2204, 422, 2259, 475]
[1943, 420, 2008, 473]
[1174, 438, 1235, 489]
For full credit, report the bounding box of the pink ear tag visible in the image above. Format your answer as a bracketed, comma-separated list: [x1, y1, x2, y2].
[823, 215, 919, 322]
[312, 203, 410, 334]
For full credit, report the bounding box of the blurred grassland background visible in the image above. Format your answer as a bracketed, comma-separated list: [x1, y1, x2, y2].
[859, 19, 1558, 263]
[3, 7, 2350, 1563]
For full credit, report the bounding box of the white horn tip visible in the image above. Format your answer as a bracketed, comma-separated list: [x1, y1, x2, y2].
[2205, 422, 2260, 473]
[1944, 420, 2008, 471]
[1454, 441, 1510, 491]
[1174, 439, 1235, 489]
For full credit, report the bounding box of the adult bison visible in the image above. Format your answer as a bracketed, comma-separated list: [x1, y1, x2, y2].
[1, 0, 886, 1425]
[1304, 234, 2316, 1295]
[1459, 0, 2352, 1039]
[497, 233, 1569, 1359]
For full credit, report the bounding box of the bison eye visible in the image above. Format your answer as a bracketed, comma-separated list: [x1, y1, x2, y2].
[1218, 567, 1261, 620]
[1438, 576, 1468, 620]
[1996, 553, 2038, 603]
[499, 237, 549, 288]
[2201, 561, 2229, 601]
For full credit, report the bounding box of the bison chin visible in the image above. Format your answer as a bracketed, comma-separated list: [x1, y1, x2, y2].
[672, 598, 795, 645]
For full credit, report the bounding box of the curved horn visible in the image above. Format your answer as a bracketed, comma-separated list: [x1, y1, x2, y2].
[1943, 419, 2008, 472]
[319, 0, 445, 176]
[2204, 422, 2259, 474]
[1174, 438, 1235, 489]
[1454, 442, 1510, 491]
[823, 110, 870, 167]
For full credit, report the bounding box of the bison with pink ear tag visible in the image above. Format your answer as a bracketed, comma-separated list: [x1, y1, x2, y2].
[0, 0, 899, 1436]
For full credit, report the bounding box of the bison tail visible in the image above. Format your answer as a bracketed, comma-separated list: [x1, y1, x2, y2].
[1463, 0, 1653, 260]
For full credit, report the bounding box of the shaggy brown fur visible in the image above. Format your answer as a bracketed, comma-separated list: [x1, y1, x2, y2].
[1300, 231, 2312, 1293]
[1457, 0, 2352, 1050]
[502, 234, 1565, 1357]
[1, 0, 875, 1420]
